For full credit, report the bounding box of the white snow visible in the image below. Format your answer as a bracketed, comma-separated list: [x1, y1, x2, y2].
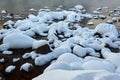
[44, 62, 71, 72]
[32, 70, 120, 80]
[32, 40, 48, 49]
[13, 57, 20, 62]
[101, 48, 120, 67]
[51, 44, 72, 58]
[56, 53, 83, 64]
[95, 23, 118, 36]
[73, 45, 87, 57]
[5, 65, 16, 73]
[82, 60, 115, 72]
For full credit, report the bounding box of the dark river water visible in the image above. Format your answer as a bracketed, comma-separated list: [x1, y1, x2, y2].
[0, 0, 120, 13]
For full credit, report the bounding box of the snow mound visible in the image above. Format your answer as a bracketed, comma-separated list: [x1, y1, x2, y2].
[95, 23, 118, 36]
[73, 45, 87, 57]
[82, 60, 115, 72]
[0, 33, 35, 51]
[56, 53, 83, 64]
[44, 62, 71, 72]
[52, 44, 72, 58]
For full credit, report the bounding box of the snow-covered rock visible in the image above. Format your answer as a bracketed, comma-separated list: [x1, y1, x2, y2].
[13, 58, 20, 62]
[20, 63, 33, 72]
[5, 65, 16, 73]
[35, 53, 53, 66]
[23, 51, 38, 59]
[2, 50, 13, 55]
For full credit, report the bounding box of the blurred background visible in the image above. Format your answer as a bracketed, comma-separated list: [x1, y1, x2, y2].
[0, 0, 120, 13]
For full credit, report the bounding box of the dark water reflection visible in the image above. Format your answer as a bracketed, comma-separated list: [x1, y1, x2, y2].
[0, 0, 120, 13]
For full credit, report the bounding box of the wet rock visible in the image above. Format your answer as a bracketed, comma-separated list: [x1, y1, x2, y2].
[35, 44, 51, 54]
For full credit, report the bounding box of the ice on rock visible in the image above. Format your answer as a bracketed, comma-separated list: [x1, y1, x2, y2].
[20, 63, 33, 72]
[5, 65, 16, 73]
